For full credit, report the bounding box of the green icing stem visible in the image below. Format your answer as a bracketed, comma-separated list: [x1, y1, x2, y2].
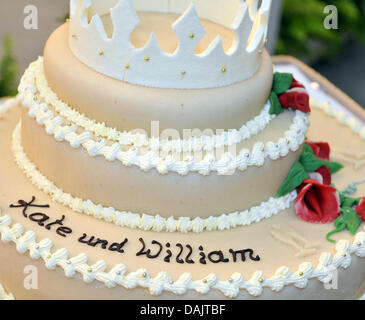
[326, 218, 347, 243]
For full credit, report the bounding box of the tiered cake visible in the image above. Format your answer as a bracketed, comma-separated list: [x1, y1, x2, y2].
[0, 0, 364, 300]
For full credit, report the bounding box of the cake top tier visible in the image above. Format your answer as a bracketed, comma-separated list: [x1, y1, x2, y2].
[69, 0, 272, 89]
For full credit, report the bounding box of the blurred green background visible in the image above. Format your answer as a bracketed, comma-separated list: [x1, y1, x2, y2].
[277, 0, 365, 64]
[0, 0, 364, 107]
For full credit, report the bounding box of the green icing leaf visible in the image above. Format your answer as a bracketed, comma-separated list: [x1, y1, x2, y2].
[341, 207, 362, 235]
[269, 92, 284, 115]
[302, 143, 314, 154]
[273, 72, 293, 95]
[327, 197, 363, 243]
[299, 152, 344, 174]
[326, 162, 345, 174]
[339, 193, 361, 208]
[277, 162, 309, 197]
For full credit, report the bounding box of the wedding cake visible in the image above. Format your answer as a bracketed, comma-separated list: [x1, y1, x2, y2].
[0, 0, 364, 300]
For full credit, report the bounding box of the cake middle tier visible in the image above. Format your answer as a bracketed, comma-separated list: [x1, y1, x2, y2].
[20, 104, 306, 220]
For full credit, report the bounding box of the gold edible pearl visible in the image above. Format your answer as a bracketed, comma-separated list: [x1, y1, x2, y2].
[342, 253, 346, 257]
[142, 272, 147, 278]
[124, 63, 130, 70]
[99, 50, 104, 56]
[71, 34, 77, 39]
[189, 33, 195, 39]
[144, 56, 150, 62]
[299, 272, 304, 276]
[87, 268, 93, 273]
[258, 278, 264, 283]
[202, 279, 208, 284]
[180, 70, 186, 79]
[221, 66, 227, 74]
[47, 255, 51, 259]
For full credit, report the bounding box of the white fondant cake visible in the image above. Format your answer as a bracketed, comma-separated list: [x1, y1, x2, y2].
[0, 0, 364, 300]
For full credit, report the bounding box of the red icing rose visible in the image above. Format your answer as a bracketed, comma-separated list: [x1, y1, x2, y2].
[305, 141, 330, 161]
[295, 179, 340, 223]
[279, 90, 310, 113]
[356, 197, 365, 222]
[278, 77, 310, 113]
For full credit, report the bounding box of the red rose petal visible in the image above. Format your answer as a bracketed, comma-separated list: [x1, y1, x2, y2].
[356, 197, 365, 222]
[294, 92, 310, 113]
[305, 141, 331, 161]
[279, 93, 292, 109]
[305, 187, 323, 219]
[290, 77, 305, 89]
[279, 91, 310, 113]
[316, 166, 332, 185]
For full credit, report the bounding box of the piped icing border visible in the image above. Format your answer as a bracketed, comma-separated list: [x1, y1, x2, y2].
[0, 284, 14, 300]
[18, 57, 276, 153]
[0, 211, 364, 298]
[311, 98, 365, 139]
[0, 97, 19, 117]
[26, 104, 309, 176]
[11, 120, 297, 233]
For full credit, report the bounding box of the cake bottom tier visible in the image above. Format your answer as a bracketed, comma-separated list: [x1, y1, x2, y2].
[0, 104, 364, 299]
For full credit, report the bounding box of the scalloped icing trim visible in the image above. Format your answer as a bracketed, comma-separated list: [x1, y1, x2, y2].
[11, 120, 297, 233]
[18, 61, 310, 176]
[0, 283, 14, 300]
[0, 211, 364, 298]
[18, 57, 277, 153]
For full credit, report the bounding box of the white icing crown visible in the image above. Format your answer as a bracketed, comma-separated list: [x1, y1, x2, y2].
[69, 0, 272, 89]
